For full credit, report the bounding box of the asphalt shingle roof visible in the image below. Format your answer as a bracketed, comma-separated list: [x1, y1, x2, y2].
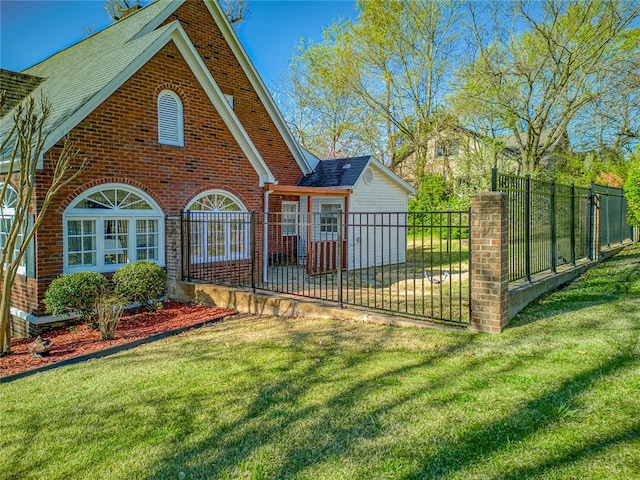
[298, 156, 371, 188]
[1, 0, 182, 157]
[0, 70, 45, 118]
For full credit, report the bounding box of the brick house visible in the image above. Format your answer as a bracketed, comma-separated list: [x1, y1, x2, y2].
[1, 0, 312, 325]
[1, 0, 414, 333]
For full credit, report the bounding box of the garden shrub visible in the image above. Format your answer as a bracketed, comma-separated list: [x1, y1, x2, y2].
[625, 154, 640, 226]
[113, 261, 166, 311]
[95, 295, 124, 340]
[44, 271, 109, 321]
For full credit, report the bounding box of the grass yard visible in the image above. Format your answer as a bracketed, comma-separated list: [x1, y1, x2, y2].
[1, 244, 639, 480]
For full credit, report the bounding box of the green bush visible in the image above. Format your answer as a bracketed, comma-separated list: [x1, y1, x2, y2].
[44, 272, 109, 321]
[625, 154, 640, 226]
[113, 261, 166, 311]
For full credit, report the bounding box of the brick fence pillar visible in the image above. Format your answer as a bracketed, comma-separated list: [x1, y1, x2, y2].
[165, 216, 182, 299]
[470, 192, 509, 333]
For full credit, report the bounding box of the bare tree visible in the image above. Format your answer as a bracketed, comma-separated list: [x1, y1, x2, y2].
[0, 92, 86, 354]
[220, 0, 251, 28]
[456, 0, 640, 173]
[104, 0, 142, 21]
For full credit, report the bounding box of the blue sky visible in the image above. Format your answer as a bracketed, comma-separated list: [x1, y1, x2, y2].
[0, 0, 357, 87]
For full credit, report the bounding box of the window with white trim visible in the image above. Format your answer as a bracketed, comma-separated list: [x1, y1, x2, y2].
[319, 203, 341, 234]
[0, 184, 25, 274]
[186, 190, 249, 262]
[157, 90, 184, 146]
[281, 201, 298, 236]
[63, 185, 164, 273]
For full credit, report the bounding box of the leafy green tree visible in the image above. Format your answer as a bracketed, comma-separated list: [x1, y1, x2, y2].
[625, 151, 640, 226]
[455, 0, 640, 174]
[278, 0, 465, 169]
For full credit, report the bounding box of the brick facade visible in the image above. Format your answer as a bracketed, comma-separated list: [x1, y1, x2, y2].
[10, 3, 304, 319]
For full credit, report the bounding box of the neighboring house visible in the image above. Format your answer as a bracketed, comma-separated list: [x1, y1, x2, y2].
[395, 125, 571, 186]
[394, 125, 509, 186]
[1, 0, 414, 332]
[502, 129, 572, 171]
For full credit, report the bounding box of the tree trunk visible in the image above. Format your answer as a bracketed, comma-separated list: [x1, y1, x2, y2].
[0, 274, 14, 354]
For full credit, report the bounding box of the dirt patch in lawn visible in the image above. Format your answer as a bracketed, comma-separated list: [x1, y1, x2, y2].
[1, 301, 236, 378]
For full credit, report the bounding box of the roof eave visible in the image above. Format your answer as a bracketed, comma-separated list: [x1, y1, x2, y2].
[39, 22, 275, 186]
[203, 0, 313, 176]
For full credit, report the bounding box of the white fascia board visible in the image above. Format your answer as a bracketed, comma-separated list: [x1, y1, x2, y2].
[367, 157, 417, 195]
[203, 0, 313, 176]
[168, 24, 275, 185]
[130, 0, 186, 41]
[41, 22, 275, 186]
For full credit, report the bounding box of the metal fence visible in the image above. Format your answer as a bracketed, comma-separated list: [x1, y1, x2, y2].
[182, 209, 471, 326]
[492, 168, 634, 282]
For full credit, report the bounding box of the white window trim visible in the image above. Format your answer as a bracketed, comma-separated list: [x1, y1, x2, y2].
[186, 189, 250, 263]
[281, 201, 298, 236]
[317, 201, 342, 239]
[157, 89, 184, 146]
[0, 184, 25, 276]
[63, 184, 165, 273]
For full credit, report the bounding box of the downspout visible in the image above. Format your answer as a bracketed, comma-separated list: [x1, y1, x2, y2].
[263, 186, 270, 283]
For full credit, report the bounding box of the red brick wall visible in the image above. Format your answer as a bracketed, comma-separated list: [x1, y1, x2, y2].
[164, 0, 304, 186]
[12, 4, 304, 315]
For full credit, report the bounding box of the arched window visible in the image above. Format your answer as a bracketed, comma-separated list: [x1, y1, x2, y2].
[64, 184, 164, 273]
[157, 90, 183, 146]
[0, 184, 24, 273]
[186, 190, 249, 262]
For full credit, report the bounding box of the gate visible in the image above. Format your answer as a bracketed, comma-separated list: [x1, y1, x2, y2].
[182, 210, 471, 326]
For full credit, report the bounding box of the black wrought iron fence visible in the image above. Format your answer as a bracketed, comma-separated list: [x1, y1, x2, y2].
[181, 209, 471, 326]
[181, 210, 256, 287]
[594, 184, 633, 248]
[492, 168, 634, 282]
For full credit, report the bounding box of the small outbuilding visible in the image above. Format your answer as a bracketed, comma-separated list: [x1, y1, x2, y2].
[267, 155, 416, 274]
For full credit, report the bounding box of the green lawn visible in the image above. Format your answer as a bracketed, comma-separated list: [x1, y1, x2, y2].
[1, 244, 639, 480]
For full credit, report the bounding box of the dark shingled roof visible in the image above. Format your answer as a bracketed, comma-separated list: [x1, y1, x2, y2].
[0, 69, 45, 118]
[298, 156, 371, 188]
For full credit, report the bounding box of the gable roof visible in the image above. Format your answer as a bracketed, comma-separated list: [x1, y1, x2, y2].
[298, 156, 371, 188]
[299, 155, 416, 194]
[1, 0, 312, 182]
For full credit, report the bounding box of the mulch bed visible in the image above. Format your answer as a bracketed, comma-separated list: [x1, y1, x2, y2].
[1, 301, 236, 378]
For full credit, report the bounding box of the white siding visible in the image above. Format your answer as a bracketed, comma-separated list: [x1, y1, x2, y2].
[348, 164, 409, 269]
[304, 165, 410, 270]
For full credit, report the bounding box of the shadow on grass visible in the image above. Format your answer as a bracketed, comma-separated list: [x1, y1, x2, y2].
[135, 318, 637, 479]
[508, 244, 640, 328]
[141, 326, 475, 479]
[400, 351, 638, 479]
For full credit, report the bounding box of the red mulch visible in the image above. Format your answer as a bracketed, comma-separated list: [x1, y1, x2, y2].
[1, 301, 236, 378]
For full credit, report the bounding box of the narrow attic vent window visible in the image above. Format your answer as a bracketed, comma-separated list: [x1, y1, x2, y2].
[224, 94, 234, 109]
[157, 90, 183, 146]
[363, 167, 373, 184]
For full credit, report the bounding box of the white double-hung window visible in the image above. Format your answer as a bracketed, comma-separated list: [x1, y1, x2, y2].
[63, 184, 164, 273]
[281, 201, 298, 236]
